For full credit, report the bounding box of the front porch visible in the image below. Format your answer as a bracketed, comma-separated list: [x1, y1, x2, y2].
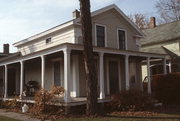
[0, 43, 167, 105]
[1, 96, 111, 106]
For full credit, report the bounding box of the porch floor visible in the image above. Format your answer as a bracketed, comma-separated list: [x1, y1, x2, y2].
[1, 96, 111, 106]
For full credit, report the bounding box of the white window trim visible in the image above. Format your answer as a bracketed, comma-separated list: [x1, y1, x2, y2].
[95, 23, 107, 47]
[117, 28, 127, 50]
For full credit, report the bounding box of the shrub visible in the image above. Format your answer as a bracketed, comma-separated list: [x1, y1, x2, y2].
[31, 86, 65, 116]
[108, 89, 154, 111]
[50, 85, 64, 96]
[152, 73, 180, 104]
[32, 89, 54, 115]
[0, 96, 20, 109]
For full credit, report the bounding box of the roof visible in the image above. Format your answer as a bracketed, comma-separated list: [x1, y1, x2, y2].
[0, 53, 10, 59]
[0, 43, 167, 66]
[13, 4, 143, 47]
[0, 52, 21, 63]
[141, 20, 180, 46]
[0, 53, 7, 56]
[13, 20, 74, 47]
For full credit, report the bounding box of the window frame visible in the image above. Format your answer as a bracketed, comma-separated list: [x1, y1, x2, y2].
[95, 23, 107, 47]
[117, 28, 127, 50]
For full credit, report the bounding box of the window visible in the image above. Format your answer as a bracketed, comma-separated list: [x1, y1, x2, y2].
[46, 37, 51, 44]
[96, 25, 105, 47]
[118, 29, 126, 50]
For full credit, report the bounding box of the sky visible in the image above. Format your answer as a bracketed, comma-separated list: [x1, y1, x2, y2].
[0, 0, 158, 52]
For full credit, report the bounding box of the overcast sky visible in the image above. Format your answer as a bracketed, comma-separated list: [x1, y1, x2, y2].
[0, 0, 158, 52]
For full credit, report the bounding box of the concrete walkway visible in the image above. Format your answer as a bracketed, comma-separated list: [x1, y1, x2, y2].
[0, 109, 43, 121]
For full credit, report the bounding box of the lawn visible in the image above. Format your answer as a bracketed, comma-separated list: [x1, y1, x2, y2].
[0, 115, 22, 121]
[54, 113, 180, 121]
[1, 112, 180, 121]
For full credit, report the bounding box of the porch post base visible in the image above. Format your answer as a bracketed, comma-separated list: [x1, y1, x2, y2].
[19, 94, 23, 100]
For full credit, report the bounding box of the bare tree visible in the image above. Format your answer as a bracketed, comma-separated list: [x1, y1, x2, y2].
[155, 0, 180, 23]
[79, 0, 98, 115]
[129, 13, 149, 29]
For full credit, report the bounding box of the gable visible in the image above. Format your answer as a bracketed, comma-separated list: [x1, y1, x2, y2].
[91, 4, 144, 37]
[91, 9, 141, 50]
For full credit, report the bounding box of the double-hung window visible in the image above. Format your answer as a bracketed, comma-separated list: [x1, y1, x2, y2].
[118, 29, 126, 50]
[96, 25, 106, 47]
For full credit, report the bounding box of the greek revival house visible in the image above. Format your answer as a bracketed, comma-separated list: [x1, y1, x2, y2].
[0, 5, 166, 105]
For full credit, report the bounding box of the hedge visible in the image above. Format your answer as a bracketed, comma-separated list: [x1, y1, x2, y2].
[151, 72, 180, 104]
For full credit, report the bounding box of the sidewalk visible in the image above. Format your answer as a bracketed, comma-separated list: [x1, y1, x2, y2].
[0, 109, 43, 121]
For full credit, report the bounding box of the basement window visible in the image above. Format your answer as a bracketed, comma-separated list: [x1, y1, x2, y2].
[46, 37, 52, 44]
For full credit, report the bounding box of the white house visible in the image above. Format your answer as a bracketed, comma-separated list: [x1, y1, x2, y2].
[0, 5, 167, 105]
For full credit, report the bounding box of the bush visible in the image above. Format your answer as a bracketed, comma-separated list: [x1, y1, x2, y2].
[108, 89, 154, 111]
[0, 96, 20, 109]
[50, 85, 64, 96]
[152, 73, 180, 104]
[32, 89, 54, 115]
[31, 86, 65, 116]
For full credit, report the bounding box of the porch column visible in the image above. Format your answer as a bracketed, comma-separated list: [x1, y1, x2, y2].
[4, 64, 8, 98]
[20, 61, 24, 99]
[72, 55, 79, 97]
[41, 55, 45, 89]
[163, 58, 167, 74]
[169, 61, 172, 73]
[63, 49, 71, 102]
[147, 57, 151, 94]
[99, 52, 105, 99]
[125, 55, 129, 90]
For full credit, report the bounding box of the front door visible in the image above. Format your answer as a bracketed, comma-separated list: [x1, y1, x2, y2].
[54, 61, 61, 86]
[109, 61, 119, 94]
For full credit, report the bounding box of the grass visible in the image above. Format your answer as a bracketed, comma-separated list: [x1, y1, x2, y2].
[54, 113, 180, 121]
[0, 111, 180, 121]
[0, 115, 22, 121]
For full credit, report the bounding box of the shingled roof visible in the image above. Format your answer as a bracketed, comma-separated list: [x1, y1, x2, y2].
[141, 20, 180, 46]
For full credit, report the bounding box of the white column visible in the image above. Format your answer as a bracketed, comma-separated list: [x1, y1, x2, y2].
[99, 52, 105, 99]
[163, 58, 167, 74]
[125, 55, 129, 90]
[41, 55, 45, 89]
[118, 60, 122, 91]
[4, 65, 8, 98]
[20, 61, 24, 99]
[147, 57, 151, 94]
[169, 61, 172, 73]
[106, 60, 110, 95]
[72, 55, 79, 97]
[63, 49, 71, 102]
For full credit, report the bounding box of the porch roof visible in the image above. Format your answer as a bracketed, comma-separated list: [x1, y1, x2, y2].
[0, 43, 167, 66]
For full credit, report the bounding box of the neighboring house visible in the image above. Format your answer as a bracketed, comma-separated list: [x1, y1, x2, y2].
[0, 5, 166, 104]
[141, 18, 180, 80]
[0, 44, 11, 96]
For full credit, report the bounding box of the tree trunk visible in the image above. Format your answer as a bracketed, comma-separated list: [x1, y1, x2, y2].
[79, 0, 98, 115]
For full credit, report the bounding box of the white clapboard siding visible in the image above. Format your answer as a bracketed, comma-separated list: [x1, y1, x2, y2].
[18, 28, 75, 55]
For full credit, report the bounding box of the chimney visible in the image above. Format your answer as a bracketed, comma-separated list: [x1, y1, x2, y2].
[3, 44, 9, 54]
[72, 9, 80, 19]
[149, 17, 156, 28]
